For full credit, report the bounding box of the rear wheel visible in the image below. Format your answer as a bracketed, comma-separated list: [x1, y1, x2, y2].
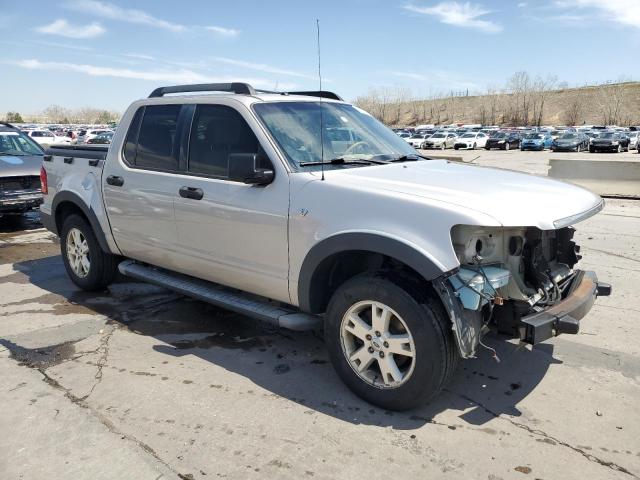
[325, 275, 458, 410]
[60, 214, 119, 291]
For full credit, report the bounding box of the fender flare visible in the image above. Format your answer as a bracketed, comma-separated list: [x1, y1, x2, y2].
[297, 232, 445, 313]
[51, 191, 111, 253]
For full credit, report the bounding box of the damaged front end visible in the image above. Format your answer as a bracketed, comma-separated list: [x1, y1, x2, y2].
[434, 225, 611, 358]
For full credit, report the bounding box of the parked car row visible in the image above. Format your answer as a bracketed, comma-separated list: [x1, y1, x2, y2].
[394, 125, 639, 154]
[12, 123, 116, 147]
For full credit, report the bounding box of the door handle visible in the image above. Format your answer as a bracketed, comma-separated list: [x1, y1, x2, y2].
[179, 186, 204, 200]
[106, 175, 124, 187]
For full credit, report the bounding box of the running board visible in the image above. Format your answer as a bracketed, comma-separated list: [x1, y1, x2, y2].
[118, 260, 320, 331]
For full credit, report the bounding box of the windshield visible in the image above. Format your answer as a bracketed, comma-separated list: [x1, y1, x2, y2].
[253, 102, 417, 170]
[461, 133, 475, 138]
[524, 133, 543, 139]
[431, 133, 445, 138]
[0, 131, 44, 156]
[560, 133, 577, 139]
[492, 132, 506, 138]
[599, 132, 614, 139]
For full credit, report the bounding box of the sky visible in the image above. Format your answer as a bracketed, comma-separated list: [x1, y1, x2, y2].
[1, 0, 639, 113]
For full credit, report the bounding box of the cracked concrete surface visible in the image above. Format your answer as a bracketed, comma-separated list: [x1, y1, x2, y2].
[1, 194, 640, 479]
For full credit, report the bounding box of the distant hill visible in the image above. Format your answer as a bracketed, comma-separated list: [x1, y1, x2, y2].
[355, 81, 640, 127]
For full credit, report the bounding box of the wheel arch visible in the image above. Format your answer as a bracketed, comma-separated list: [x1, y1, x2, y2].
[52, 191, 111, 253]
[297, 232, 447, 314]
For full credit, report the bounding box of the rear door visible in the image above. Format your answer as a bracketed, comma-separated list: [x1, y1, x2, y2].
[102, 103, 188, 269]
[171, 101, 290, 303]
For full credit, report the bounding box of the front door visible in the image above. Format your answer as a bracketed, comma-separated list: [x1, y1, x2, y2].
[172, 103, 290, 303]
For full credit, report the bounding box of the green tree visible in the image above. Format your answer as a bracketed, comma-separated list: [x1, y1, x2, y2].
[5, 112, 24, 123]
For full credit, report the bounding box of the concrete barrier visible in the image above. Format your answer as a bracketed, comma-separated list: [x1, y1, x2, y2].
[548, 158, 640, 198]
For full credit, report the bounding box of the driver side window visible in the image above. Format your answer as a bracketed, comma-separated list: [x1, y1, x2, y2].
[188, 105, 262, 178]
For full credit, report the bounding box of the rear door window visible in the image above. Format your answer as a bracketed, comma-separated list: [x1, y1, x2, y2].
[135, 104, 181, 171]
[187, 104, 260, 178]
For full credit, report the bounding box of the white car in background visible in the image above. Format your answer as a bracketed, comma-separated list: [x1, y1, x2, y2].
[77, 129, 111, 145]
[407, 132, 431, 149]
[422, 131, 457, 150]
[628, 131, 639, 150]
[26, 130, 70, 146]
[454, 132, 489, 150]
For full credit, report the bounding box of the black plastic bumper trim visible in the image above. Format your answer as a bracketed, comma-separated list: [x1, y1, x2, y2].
[519, 271, 605, 344]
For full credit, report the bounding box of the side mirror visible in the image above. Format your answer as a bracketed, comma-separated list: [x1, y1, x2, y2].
[228, 153, 274, 185]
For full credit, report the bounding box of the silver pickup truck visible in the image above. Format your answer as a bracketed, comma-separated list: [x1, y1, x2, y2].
[40, 82, 610, 410]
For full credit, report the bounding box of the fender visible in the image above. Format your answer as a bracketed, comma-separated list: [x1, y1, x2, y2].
[297, 232, 446, 313]
[50, 190, 112, 253]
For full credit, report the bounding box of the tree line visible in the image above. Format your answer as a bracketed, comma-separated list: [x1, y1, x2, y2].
[3, 105, 120, 125]
[354, 72, 639, 127]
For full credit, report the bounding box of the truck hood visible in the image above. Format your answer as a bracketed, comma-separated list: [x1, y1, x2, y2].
[0, 154, 43, 177]
[323, 160, 602, 230]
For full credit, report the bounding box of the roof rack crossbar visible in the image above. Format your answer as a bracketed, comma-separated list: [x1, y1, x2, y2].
[283, 90, 343, 101]
[243, 89, 344, 101]
[148, 82, 257, 98]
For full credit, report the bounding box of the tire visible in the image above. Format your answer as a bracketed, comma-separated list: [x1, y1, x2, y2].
[472, 142, 477, 150]
[589, 147, 595, 153]
[505, 142, 510, 151]
[325, 274, 459, 411]
[484, 146, 490, 150]
[454, 146, 459, 150]
[577, 145, 581, 152]
[60, 214, 119, 291]
[617, 144, 622, 153]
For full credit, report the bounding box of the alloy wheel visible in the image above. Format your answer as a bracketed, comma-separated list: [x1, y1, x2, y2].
[340, 300, 416, 389]
[66, 228, 90, 278]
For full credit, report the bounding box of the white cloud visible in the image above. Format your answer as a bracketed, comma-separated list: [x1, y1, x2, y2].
[210, 57, 313, 79]
[35, 19, 105, 39]
[124, 53, 154, 60]
[65, 0, 186, 32]
[9, 58, 297, 90]
[554, 0, 640, 28]
[404, 2, 502, 33]
[517, 2, 527, 7]
[206, 26, 240, 37]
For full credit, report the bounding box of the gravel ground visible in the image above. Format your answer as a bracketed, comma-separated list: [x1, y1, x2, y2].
[1, 152, 639, 479]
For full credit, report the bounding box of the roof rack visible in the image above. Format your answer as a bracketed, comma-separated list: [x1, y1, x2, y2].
[149, 82, 257, 98]
[148, 83, 343, 101]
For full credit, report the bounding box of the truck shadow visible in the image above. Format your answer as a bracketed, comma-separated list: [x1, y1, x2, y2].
[12, 253, 561, 431]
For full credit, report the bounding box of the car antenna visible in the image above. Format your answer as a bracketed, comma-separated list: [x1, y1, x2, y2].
[317, 19, 325, 181]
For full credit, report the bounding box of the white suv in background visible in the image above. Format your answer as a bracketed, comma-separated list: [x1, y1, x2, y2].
[26, 130, 69, 146]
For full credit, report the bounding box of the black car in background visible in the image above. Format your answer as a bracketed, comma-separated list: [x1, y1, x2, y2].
[485, 131, 520, 150]
[0, 122, 44, 216]
[589, 132, 630, 153]
[552, 132, 590, 152]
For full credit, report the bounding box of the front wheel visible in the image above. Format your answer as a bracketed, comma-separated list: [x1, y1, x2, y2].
[325, 275, 458, 410]
[60, 214, 119, 291]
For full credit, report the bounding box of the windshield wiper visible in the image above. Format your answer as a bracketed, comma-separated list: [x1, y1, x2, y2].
[387, 154, 427, 162]
[299, 157, 387, 167]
